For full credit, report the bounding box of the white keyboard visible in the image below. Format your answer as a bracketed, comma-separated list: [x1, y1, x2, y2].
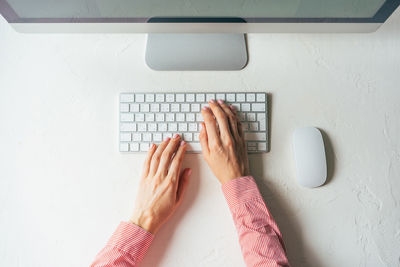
[119, 92, 268, 153]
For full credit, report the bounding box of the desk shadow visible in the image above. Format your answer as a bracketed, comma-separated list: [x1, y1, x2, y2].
[139, 155, 201, 267]
[249, 155, 324, 267]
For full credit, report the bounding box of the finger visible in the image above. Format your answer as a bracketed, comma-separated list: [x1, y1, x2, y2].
[199, 122, 210, 156]
[176, 168, 191, 204]
[157, 134, 181, 175]
[220, 102, 241, 143]
[149, 137, 171, 176]
[168, 140, 187, 179]
[201, 106, 221, 149]
[141, 143, 157, 178]
[209, 99, 233, 142]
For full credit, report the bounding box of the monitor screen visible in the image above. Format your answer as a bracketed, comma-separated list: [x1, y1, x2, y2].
[0, 0, 399, 23]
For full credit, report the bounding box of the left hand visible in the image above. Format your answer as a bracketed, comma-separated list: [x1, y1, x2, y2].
[130, 134, 191, 234]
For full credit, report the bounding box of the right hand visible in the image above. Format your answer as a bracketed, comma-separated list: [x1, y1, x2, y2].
[199, 99, 250, 185]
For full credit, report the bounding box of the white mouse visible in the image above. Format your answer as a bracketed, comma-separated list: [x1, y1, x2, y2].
[292, 127, 327, 188]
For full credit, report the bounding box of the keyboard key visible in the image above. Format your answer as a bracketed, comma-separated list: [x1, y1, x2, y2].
[130, 104, 139, 112]
[206, 93, 215, 102]
[242, 123, 249, 131]
[239, 113, 246, 121]
[183, 133, 192, 141]
[120, 103, 130, 112]
[257, 93, 265, 102]
[186, 94, 195, 102]
[155, 94, 165, 102]
[236, 93, 245, 102]
[257, 113, 266, 131]
[145, 113, 154, 121]
[155, 113, 164, 122]
[120, 113, 134, 122]
[216, 93, 225, 100]
[168, 123, 177, 132]
[153, 133, 162, 142]
[171, 104, 180, 112]
[120, 123, 136, 132]
[136, 94, 145, 102]
[135, 114, 144, 122]
[150, 104, 160, 112]
[148, 123, 157, 132]
[252, 103, 266, 112]
[249, 123, 259, 131]
[140, 143, 149, 151]
[246, 93, 256, 102]
[138, 123, 147, 131]
[193, 133, 200, 141]
[241, 103, 250, 112]
[140, 104, 150, 112]
[179, 123, 188, 131]
[176, 113, 185, 122]
[120, 94, 134, 102]
[163, 133, 173, 139]
[130, 143, 139, 151]
[158, 123, 167, 132]
[186, 142, 202, 152]
[196, 113, 203, 122]
[181, 104, 190, 112]
[120, 143, 129, 152]
[258, 142, 267, 151]
[247, 113, 256, 121]
[196, 93, 205, 102]
[160, 104, 169, 112]
[120, 133, 131, 142]
[245, 132, 266, 141]
[176, 94, 185, 102]
[188, 123, 197, 131]
[143, 133, 152, 141]
[145, 94, 154, 102]
[132, 133, 141, 141]
[226, 94, 235, 102]
[166, 94, 174, 102]
[166, 114, 174, 122]
[186, 113, 195, 122]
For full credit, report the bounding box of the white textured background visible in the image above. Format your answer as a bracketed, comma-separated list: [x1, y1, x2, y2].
[1, 8, 400, 267]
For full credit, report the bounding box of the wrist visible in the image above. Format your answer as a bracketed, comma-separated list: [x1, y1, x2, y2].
[129, 211, 158, 233]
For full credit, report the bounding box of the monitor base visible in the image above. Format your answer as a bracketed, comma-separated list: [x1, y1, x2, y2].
[145, 33, 248, 71]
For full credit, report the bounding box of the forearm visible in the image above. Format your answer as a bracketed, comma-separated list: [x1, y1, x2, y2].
[222, 176, 289, 267]
[91, 222, 154, 267]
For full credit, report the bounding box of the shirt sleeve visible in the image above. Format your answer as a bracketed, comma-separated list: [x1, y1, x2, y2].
[91, 221, 154, 267]
[222, 176, 290, 267]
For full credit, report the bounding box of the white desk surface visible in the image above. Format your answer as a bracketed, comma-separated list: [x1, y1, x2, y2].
[1, 9, 400, 267]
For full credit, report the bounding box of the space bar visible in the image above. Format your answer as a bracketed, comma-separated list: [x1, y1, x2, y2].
[186, 142, 202, 152]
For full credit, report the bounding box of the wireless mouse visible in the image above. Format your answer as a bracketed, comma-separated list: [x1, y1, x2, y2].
[292, 127, 327, 188]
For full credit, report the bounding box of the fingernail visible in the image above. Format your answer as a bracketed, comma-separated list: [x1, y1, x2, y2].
[164, 137, 171, 141]
[230, 105, 236, 111]
[187, 169, 192, 176]
[209, 99, 215, 104]
[217, 99, 224, 104]
[202, 106, 209, 111]
[173, 133, 180, 139]
[151, 143, 156, 149]
[180, 140, 185, 146]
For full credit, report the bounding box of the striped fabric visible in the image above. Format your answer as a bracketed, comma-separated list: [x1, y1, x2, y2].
[91, 176, 289, 267]
[222, 176, 290, 267]
[91, 222, 153, 267]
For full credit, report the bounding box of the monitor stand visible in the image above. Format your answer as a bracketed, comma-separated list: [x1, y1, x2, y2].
[145, 33, 248, 71]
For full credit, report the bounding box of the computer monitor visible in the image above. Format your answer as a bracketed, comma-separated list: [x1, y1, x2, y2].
[1, 0, 399, 70]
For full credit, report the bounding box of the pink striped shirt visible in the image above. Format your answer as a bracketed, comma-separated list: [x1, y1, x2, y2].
[91, 176, 289, 267]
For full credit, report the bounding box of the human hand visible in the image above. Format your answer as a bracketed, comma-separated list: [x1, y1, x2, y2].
[130, 134, 191, 234]
[199, 99, 250, 185]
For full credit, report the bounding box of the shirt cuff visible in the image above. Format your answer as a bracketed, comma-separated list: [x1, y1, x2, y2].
[106, 221, 154, 263]
[222, 176, 263, 212]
